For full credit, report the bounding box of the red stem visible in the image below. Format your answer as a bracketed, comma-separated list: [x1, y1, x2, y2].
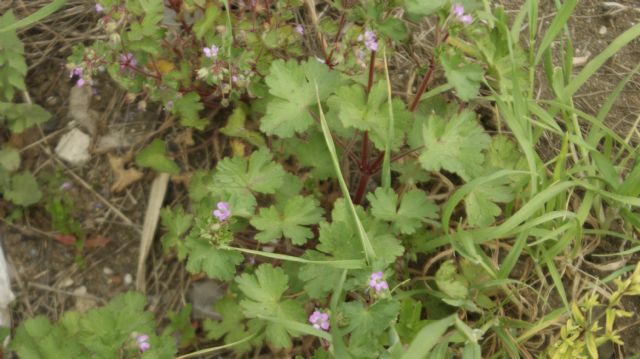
[408, 58, 435, 112]
[366, 50, 376, 94]
[325, 14, 346, 66]
[353, 172, 370, 205]
[360, 131, 369, 169]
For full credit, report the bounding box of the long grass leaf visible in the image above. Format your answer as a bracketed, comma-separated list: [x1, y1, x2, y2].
[565, 22, 640, 97]
[402, 315, 456, 359]
[534, 0, 577, 64]
[0, 0, 66, 33]
[314, 83, 376, 263]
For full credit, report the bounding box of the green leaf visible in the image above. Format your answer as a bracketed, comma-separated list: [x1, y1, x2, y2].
[435, 260, 469, 299]
[0, 146, 20, 171]
[261, 59, 342, 137]
[0, 12, 26, 101]
[193, 6, 220, 40]
[440, 50, 484, 101]
[5, 172, 41, 206]
[173, 92, 207, 130]
[464, 177, 514, 227]
[220, 104, 265, 147]
[212, 149, 285, 195]
[327, 81, 411, 151]
[392, 160, 430, 186]
[343, 299, 400, 357]
[403, 315, 456, 359]
[368, 188, 438, 234]
[404, 0, 448, 16]
[377, 18, 408, 42]
[281, 130, 337, 180]
[185, 237, 243, 280]
[0, 102, 51, 133]
[419, 110, 490, 181]
[204, 296, 256, 355]
[160, 206, 193, 260]
[250, 195, 323, 245]
[236, 264, 305, 349]
[298, 251, 344, 298]
[0, 0, 66, 33]
[163, 304, 196, 348]
[135, 139, 180, 174]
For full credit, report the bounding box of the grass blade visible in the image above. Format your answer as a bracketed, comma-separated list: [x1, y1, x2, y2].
[314, 83, 376, 263]
[0, 0, 67, 33]
[402, 315, 456, 359]
[565, 22, 640, 97]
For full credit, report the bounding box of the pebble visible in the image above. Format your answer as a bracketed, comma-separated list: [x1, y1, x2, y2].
[599, 26, 607, 35]
[103, 267, 114, 276]
[124, 273, 133, 285]
[60, 278, 74, 288]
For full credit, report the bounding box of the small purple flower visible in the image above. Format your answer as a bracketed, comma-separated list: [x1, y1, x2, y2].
[368, 271, 388, 293]
[452, 4, 464, 17]
[231, 75, 238, 83]
[452, 4, 473, 24]
[60, 181, 73, 191]
[76, 78, 86, 87]
[295, 24, 304, 36]
[203, 44, 219, 58]
[136, 334, 150, 352]
[308, 310, 330, 331]
[95, 3, 104, 13]
[165, 100, 174, 110]
[358, 30, 378, 52]
[119, 53, 137, 71]
[70, 67, 83, 78]
[213, 201, 231, 221]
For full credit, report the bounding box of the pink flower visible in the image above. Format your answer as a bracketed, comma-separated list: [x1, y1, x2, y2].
[308, 310, 330, 331]
[203, 44, 219, 58]
[452, 4, 464, 17]
[295, 24, 304, 36]
[76, 78, 86, 87]
[69, 67, 83, 78]
[136, 334, 150, 352]
[95, 3, 104, 13]
[452, 4, 473, 24]
[368, 271, 388, 293]
[359, 30, 378, 52]
[119, 53, 137, 71]
[213, 201, 231, 221]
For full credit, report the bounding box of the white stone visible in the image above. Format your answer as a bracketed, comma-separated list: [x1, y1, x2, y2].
[103, 267, 114, 276]
[599, 26, 607, 35]
[55, 128, 91, 165]
[124, 273, 133, 285]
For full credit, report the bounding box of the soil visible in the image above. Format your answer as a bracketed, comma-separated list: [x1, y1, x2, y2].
[1, 0, 639, 357]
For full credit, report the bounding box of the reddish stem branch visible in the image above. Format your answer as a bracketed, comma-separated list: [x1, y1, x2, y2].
[366, 50, 376, 94]
[325, 14, 346, 66]
[408, 58, 435, 112]
[360, 131, 369, 169]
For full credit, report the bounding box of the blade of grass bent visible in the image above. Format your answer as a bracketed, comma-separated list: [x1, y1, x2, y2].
[565, 22, 640, 97]
[382, 47, 393, 190]
[0, 0, 66, 33]
[534, 0, 577, 65]
[315, 83, 376, 264]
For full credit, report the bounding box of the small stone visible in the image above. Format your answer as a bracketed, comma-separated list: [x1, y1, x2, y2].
[103, 267, 114, 275]
[55, 129, 91, 165]
[60, 278, 74, 288]
[73, 286, 97, 312]
[599, 26, 607, 35]
[124, 273, 133, 285]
